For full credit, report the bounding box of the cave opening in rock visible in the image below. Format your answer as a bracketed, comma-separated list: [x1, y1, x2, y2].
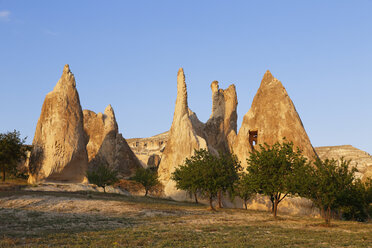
[249, 130, 258, 148]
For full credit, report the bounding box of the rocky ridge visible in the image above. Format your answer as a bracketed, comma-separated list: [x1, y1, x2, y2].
[315, 145, 372, 181]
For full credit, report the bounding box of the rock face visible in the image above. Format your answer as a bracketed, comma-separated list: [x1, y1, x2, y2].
[204, 81, 238, 153]
[315, 145, 372, 181]
[127, 132, 168, 167]
[157, 68, 208, 199]
[233, 70, 317, 167]
[28, 65, 88, 183]
[83, 105, 141, 177]
[156, 69, 239, 200]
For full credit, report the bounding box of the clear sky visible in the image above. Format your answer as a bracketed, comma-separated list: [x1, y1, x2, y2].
[0, 1, 371, 154]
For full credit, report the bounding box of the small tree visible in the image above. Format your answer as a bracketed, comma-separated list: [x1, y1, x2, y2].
[87, 164, 119, 193]
[132, 167, 159, 196]
[172, 157, 202, 203]
[246, 140, 307, 218]
[172, 149, 241, 210]
[234, 172, 256, 209]
[0, 130, 28, 182]
[296, 158, 358, 226]
[215, 151, 242, 208]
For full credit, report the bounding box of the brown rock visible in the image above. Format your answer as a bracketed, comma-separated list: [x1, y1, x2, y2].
[127, 131, 168, 167]
[157, 68, 207, 199]
[83, 105, 141, 178]
[233, 70, 317, 168]
[205, 81, 238, 153]
[28, 65, 88, 183]
[315, 145, 372, 181]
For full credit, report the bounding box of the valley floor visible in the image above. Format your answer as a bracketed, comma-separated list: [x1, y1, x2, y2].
[0, 190, 371, 248]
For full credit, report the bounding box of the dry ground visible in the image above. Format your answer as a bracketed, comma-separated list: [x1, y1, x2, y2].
[0, 189, 371, 248]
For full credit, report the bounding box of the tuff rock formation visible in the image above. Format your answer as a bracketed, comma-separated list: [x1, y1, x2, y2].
[204, 81, 238, 153]
[28, 65, 88, 183]
[315, 145, 372, 181]
[233, 70, 317, 168]
[127, 132, 168, 167]
[156, 69, 239, 200]
[83, 105, 141, 177]
[157, 68, 208, 200]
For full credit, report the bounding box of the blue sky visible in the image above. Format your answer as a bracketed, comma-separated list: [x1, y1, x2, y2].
[0, 1, 371, 154]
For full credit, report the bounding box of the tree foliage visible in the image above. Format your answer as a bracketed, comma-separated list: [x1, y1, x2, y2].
[0, 130, 28, 181]
[172, 149, 241, 210]
[86, 164, 119, 193]
[233, 172, 256, 209]
[132, 167, 160, 196]
[295, 158, 368, 225]
[246, 140, 307, 218]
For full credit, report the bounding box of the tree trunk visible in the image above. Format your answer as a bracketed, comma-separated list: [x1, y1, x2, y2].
[270, 195, 274, 213]
[103, 186, 106, 193]
[1, 166, 5, 182]
[273, 198, 279, 218]
[145, 188, 148, 196]
[209, 195, 215, 211]
[218, 190, 222, 208]
[325, 206, 331, 227]
[244, 199, 248, 210]
[194, 192, 198, 204]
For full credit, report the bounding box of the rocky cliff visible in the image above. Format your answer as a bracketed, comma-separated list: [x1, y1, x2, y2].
[233, 70, 317, 168]
[28, 65, 88, 183]
[315, 145, 372, 181]
[83, 105, 141, 178]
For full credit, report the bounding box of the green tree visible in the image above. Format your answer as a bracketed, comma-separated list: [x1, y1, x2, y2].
[233, 172, 256, 209]
[86, 164, 119, 193]
[295, 158, 358, 226]
[172, 149, 241, 210]
[246, 141, 307, 218]
[215, 151, 242, 208]
[172, 156, 202, 203]
[0, 130, 28, 182]
[132, 167, 159, 196]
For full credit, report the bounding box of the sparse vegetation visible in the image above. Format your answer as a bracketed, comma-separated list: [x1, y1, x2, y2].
[0, 190, 371, 248]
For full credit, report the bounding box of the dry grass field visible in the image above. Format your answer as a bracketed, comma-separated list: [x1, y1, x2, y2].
[0, 188, 371, 248]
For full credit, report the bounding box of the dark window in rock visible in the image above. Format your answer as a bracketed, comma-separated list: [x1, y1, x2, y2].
[249, 130, 258, 148]
[144, 143, 147, 147]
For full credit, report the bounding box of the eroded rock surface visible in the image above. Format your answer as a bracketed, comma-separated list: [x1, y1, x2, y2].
[127, 132, 168, 167]
[157, 68, 207, 200]
[29, 65, 88, 183]
[233, 70, 317, 168]
[205, 81, 238, 153]
[83, 105, 141, 178]
[315, 145, 372, 181]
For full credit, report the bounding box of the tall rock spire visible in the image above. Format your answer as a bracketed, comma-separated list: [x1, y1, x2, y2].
[29, 64, 88, 183]
[233, 70, 317, 168]
[157, 68, 207, 200]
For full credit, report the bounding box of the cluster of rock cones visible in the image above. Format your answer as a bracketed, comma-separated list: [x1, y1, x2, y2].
[28, 65, 141, 184]
[28, 64, 372, 204]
